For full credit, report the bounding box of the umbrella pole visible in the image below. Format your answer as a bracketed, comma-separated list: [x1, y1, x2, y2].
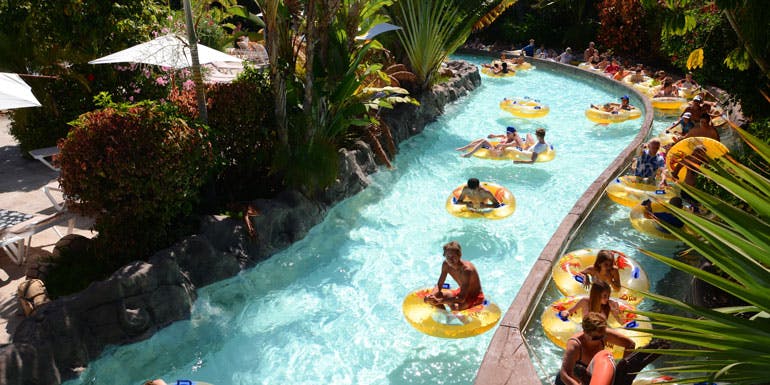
[183, 0, 208, 124]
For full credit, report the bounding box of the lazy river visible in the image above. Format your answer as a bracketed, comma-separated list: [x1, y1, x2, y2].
[66, 57, 676, 385]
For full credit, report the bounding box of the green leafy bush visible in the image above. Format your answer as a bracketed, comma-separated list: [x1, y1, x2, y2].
[169, 68, 283, 207]
[8, 75, 91, 156]
[207, 69, 282, 204]
[58, 99, 213, 261]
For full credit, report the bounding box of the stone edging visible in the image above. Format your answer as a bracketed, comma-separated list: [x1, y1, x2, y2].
[0, 62, 481, 385]
[471, 55, 655, 385]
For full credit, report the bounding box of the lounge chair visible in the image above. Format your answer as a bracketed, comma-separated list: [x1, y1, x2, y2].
[1, 209, 75, 265]
[28, 146, 60, 171]
[1, 185, 75, 266]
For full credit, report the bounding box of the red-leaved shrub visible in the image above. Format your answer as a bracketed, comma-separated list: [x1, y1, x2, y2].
[170, 69, 282, 205]
[58, 100, 213, 260]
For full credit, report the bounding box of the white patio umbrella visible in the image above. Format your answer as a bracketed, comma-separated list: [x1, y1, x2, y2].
[0, 73, 42, 110]
[355, 23, 401, 41]
[88, 34, 241, 69]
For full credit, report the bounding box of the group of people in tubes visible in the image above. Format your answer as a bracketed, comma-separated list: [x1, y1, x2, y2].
[554, 251, 668, 385]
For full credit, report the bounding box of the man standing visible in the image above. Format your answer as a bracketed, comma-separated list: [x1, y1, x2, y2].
[522, 38, 536, 57]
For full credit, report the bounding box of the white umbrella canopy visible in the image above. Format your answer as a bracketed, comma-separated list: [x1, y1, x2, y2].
[88, 34, 242, 69]
[355, 22, 401, 41]
[0, 73, 42, 110]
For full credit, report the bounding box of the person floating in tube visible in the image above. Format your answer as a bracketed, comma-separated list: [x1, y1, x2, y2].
[456, 178, 501, 212]
[423, 241, 485, 311]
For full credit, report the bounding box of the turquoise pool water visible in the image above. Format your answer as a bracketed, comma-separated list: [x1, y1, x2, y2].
[66, 58, 656, 385]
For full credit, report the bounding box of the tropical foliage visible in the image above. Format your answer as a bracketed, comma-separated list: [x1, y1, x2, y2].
[640, 0, 770, 118]
[252, 0, 420, 192]
[59, 96, 213, 261]
[471, 0, 599, 50]
[635, 124, 770, 384]
[595, 0, 650, 58]
[0, 0, 169, 153]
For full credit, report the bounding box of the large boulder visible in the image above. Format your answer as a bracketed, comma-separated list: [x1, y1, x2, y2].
[8, 256, 197, 382]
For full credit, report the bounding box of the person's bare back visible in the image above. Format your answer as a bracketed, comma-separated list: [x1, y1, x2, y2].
[457, 179, 500, 211]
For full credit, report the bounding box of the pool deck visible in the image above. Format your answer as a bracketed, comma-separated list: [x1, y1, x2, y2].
[0, 114, 94, 344]
[471, 56, 655, 385]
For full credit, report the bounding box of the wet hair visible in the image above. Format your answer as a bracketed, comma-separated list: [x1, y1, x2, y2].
[536, 128, 546, 138]
[502, 62, 508, 73]
[669, 197, 683, 208]
[443, 241, 462, 255]
[594, 250, 615, 270]
[589, 279, 612, 316]
[648, 138, 661, 148]
[467, 178, 480, 189]
[582, 312, 608, 333]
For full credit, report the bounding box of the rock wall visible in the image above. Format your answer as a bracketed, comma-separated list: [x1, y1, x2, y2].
[0, 60, 481, 385]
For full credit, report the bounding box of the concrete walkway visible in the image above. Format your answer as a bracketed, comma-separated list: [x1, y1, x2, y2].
[0, 113, 94, 344]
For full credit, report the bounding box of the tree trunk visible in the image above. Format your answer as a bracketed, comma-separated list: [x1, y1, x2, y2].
[183, 0, 208, 124]
[261, 0, 289, 149]
[303, 0, 317, 140]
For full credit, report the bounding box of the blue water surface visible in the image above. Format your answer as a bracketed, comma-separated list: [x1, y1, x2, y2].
[66, 57, 672, 385]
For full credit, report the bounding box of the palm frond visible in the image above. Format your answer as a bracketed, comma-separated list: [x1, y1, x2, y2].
[631, 117, 770, 383]
[473, 0, 519, 31]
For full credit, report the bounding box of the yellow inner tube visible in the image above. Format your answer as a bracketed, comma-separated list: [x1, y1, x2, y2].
[511, 62, 533, 71]
[499, 97, 550, 119]
[621, 74, 653, 85]
[605, 175, 678, 208]
[666, 137, 729, 181]
[585, 106, 641, 124]
[481, 66, 515, 77]
[402, 287, 501, 339]
[632, 82, 661, 97]
[551, 249, 649, 305]
[657, 131, 677, 147]
[651, 97, 687, 111]
[472, 141, 556, 162]
[541, 296, 652, 354]
[629, 203, 680, 241]
[445, 182, 516, 220]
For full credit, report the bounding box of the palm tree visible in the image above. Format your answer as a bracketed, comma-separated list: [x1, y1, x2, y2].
[634, 123, 770, 384]
[389, 0, 520, 91]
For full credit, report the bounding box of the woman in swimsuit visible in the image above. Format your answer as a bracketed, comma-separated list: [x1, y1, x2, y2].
[555, 312, 635, 385]
[577, 250, 622, 292]
[559, 280, 622, 323]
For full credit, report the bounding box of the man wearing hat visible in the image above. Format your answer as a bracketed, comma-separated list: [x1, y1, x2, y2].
[683, 94, 714, 121]
[666, 111, 694, 135]
[618, 95, 633, 110]
[456, 125, 528, 158]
